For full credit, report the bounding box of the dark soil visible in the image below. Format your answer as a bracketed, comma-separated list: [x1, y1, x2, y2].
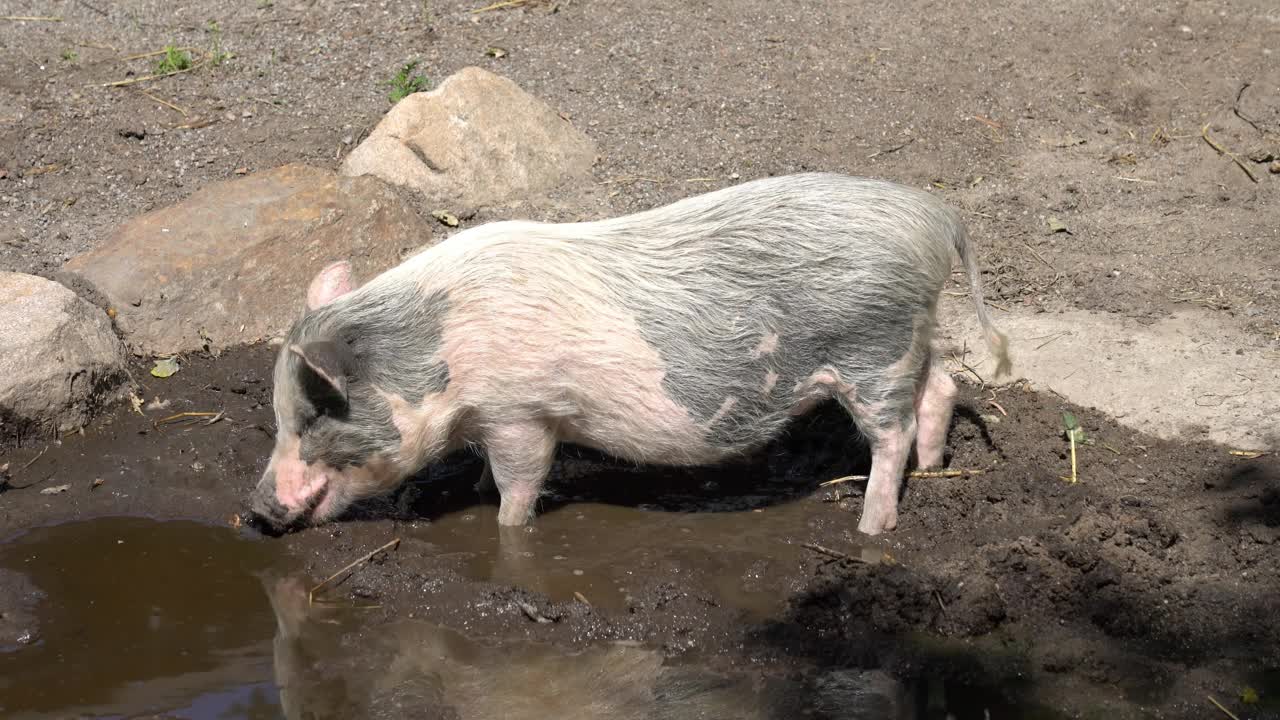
[1, 345, 1277, 718]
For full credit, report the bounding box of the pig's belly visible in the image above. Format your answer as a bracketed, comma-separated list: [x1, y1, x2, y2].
[550, 374, 820, 468]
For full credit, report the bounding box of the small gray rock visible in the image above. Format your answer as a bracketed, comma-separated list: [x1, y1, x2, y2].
[341, 66, 597, 209]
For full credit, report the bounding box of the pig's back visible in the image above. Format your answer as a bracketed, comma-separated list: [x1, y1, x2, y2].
[425, 174, 961, 460]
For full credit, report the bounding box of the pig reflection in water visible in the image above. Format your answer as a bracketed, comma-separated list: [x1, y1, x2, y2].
[263, 577, 879, 720]
[250, 173, 1012, 536]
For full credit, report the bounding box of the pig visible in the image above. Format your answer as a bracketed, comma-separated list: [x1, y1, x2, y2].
[249, 172, 1011, 536]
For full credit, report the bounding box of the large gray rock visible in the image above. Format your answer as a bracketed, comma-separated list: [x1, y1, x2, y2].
[341, 66, 597, 210]
[63, 164, 428, 357]
[0, 272, 129, 439]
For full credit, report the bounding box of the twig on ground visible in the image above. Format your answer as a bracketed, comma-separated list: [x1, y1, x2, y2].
[309, 538, 401, 605]
[573, 591, 591, 606]
[987, 399, 1008, 416]
[1207, 696, 1241, 720]
[136, 88, 188, 115]
[472, 0, 536, 12]
[1229, 449, 1267, 459]
[21, 446, 48, 471]
[802, 542, 867, 562]
[972, 115, 1002, 130]
[1018, 237, 1056, 270]
[101, 52, 211, 88]
[1035, 333, 1067, 351]
[1113, 176, 1158, 184]
[868, 138, 915, 159]
[1201, 123, 1259, 183]
[821, 469, 986, 487]
[934, 591, 948, 616]
[950, 351, 986, 387]
[77, 0, 109, 16]
[1233, 83, 1265, 134]
[1, 16, 63, 21]
[155, 411, 223, 428]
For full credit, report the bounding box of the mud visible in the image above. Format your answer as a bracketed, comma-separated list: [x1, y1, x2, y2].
[0, 346, 1277, 719]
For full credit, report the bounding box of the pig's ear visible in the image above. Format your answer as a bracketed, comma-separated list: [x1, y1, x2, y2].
[289, 340, 353, 406]
[305, 261, 356, 312]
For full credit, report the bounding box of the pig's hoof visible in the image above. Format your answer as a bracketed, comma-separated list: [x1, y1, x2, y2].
[857, 510, 898, 536]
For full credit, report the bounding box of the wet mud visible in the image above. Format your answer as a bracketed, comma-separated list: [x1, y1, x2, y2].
[0, 345, 1277, 719]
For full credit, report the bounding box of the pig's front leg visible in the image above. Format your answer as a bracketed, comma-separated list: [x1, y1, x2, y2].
[485, 421, 557, 526]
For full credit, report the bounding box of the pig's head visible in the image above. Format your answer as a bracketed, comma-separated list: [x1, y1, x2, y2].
[250, 260, 449, 532]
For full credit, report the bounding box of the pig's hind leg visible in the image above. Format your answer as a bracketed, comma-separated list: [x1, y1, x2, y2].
[912, 356, 958, 469]
[836, 356, 930, 536]
[484, 421, 557, 526]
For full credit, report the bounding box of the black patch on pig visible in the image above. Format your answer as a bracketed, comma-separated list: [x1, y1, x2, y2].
[606, 174, 944, 453]
[286, 280, 451, 469]
[638, 294, 918, 453]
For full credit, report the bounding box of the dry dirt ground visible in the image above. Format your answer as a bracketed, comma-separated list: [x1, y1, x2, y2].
[1, 0, 1279, 718]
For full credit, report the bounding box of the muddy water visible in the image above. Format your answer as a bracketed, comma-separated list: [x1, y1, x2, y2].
[0, 514, 866, 720]
[413, 496, 885, 620]
[0, 517, 287, 720]
[0, 509, 1064, 720]
[266, 573, 808, 720]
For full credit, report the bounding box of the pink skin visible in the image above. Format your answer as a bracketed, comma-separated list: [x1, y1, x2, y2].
[264, 436, 335, 523]
[855, 420, 915, 535]
[913, 363, 957, 469]
[265, 435, 400, 524]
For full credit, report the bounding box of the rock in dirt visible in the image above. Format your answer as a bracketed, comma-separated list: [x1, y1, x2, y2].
[341, 66, 597, 210]
[62, 164, 427, 357]
[0, 272, 129, 439]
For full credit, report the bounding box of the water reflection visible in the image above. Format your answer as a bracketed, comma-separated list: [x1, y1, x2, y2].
[263, 575, 803, 720]
[0, 517, 284, 720]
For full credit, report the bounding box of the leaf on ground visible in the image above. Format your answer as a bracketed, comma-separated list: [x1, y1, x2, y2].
[484, 46, 508, 58]
[40, 484, 71, 495]
[1047, 216, 1072, 234]
[431, 210, 459, 227]
[1241, 687, 1259, 704]
[1229, 449, 1266, 459]
[150, 357, 180, 378]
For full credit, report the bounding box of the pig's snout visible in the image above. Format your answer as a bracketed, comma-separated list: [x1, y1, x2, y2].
[249, 469, 328, 533]
[249, 474, 291, 533]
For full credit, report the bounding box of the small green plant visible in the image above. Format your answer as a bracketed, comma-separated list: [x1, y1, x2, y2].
[387, 60, 430, 104]
[61, 49, 78, 62]
[156, 45, 193, 73]
[206, 21, 232, 66]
